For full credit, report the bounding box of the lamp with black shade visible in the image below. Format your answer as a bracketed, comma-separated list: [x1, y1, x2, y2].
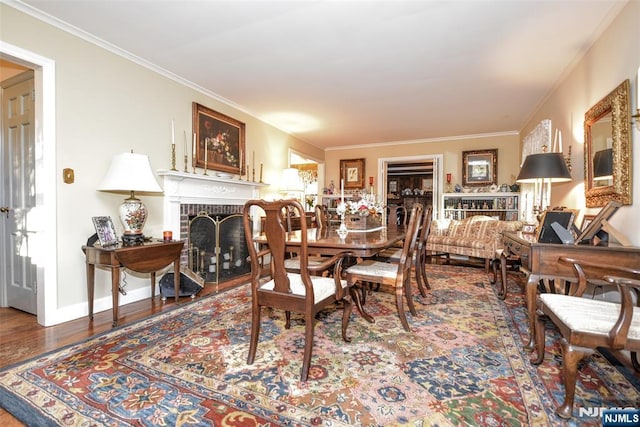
[98, 151, 163, 245]
[516, 150, 572, 222]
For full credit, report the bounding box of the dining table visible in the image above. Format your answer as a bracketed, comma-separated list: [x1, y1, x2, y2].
[253, 225, 407, 323]
[256, 226, 406, 258]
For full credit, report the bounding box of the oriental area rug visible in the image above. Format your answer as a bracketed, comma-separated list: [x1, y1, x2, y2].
[2, 264, 640, 426]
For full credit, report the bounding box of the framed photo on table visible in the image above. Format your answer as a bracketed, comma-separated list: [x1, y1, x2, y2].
[462, 149, 498, 186]
[192, 102, 245, 175]
[92, 216, 118, 247]
[580, 214, 597, 233]
[536, 209, 575, 244]
[340, 158, 365, 189]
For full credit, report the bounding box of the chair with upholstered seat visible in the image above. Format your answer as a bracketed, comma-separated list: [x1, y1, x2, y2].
[313, 204, 331, 229]
[243, 199, 353, 381]
[284, 204, 333, 275]
[344, 203, 424, 331]
[532, 256, 640, 419]
[387, 205, 407, 228]
[375, 207, 433, 296]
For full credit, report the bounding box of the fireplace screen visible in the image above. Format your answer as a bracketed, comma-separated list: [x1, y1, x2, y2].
[188, 212, 251, 284]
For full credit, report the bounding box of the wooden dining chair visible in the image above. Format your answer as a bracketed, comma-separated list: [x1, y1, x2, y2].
[344, 203, 424, 331]
[242, 199, 353, 381]
[532, 256, 640, 419]
[375, 207, 433, 296]
[314, 204, 331, 229]
[390, 205, 407, 228]
[414, 207, 433, 294]
[284, 204, 333, 275]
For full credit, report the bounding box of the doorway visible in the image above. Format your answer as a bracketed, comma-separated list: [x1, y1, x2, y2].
[289, 150, 322, 212]
[2, 69, 36, 314]
[378, 154, 443, 220]
[1, 44, 57, 326]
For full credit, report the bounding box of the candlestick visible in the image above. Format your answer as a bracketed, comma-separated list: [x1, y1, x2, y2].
[246, 163, 249, 181]
[183, 131, 188, 172]
[259, 163, 263, 183]
[192, 133, 197, 173]
[170, 143, 177, 171]
[341, 179, 344, 204]
[558, 130, 562, 153]
[203, 140, 208, 175]
[171, 119, 175, 145]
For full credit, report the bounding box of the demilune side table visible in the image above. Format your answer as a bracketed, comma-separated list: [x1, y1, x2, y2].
[82, 240, 185, 326]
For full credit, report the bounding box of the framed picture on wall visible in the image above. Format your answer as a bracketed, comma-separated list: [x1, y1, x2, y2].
[462, 149, 498, 186]
[340, 158, 365, 189]
[192, 102, 245, 175]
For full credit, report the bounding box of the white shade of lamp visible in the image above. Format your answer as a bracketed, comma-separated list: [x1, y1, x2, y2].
[98, 152, 163, 244]
[280, 168, 303, 192]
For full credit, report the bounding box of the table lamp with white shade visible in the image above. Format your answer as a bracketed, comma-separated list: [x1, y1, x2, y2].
[98, 151, 163, 245]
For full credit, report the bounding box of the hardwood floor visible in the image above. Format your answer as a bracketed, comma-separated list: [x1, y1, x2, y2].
[0, 284, 224, 426]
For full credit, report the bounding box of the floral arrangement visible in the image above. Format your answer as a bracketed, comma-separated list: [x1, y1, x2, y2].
[203, 119, 237, 166]
[336, 196, 384, 217]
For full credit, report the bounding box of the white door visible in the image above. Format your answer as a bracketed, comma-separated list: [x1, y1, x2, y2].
[1, 70, 37, 314]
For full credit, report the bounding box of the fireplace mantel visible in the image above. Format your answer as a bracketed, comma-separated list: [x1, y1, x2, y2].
[157, 170, 268, 237]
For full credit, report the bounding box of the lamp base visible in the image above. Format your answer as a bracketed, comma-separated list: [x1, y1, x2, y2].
[122, 233, 145, 246]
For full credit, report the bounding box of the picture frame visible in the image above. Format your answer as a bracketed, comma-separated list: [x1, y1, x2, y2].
[576, 201, 622, 244]
[192, 102, 245, 175]
[462, 149, 498, 186]
[340, 158, 365, 189]
[92, 216, 118, 247]
[580, 214, 597, 232]
[536, 209, 575, 244]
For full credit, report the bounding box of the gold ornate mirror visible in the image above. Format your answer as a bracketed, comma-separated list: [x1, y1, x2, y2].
[584, 79, 632, 207]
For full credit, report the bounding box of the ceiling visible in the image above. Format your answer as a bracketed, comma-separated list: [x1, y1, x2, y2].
[16, 0, 627, 150]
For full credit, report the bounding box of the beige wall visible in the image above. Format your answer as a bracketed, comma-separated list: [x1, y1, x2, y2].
[1, 4, 323, 323]
[521, 0, 640, 245]
[324, 133, 521, 193]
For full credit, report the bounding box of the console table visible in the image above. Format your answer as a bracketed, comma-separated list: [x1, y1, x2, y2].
[500, 231, 640, 351]
[82, 240, 185, 326]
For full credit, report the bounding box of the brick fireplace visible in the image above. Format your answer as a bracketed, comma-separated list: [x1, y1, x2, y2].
[157, 170, 266, 290]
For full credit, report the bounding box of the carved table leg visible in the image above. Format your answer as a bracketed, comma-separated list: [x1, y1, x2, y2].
[524, 273, 540, 351]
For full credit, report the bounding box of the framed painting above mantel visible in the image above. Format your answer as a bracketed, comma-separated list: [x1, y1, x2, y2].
[462, 149, 497, 186]
[192, 102, 245, 175]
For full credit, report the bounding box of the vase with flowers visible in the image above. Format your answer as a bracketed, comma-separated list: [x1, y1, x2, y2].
[336, 195, 384, 231]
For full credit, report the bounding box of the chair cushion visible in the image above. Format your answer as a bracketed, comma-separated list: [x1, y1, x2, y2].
[260, 273, 347, 303]
[346, 260, 399, 280]
[377, 247, 402, 260]
[283, 257, 325, 270]
[541, 293, 640, 340]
